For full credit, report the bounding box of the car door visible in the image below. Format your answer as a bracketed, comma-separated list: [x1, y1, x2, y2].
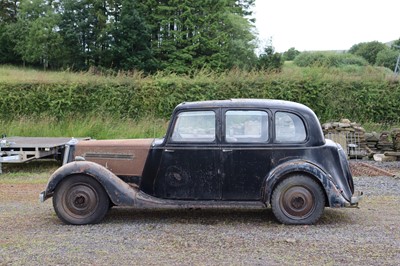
[156, 109, 222, 200]
[221, 109, 272, 200]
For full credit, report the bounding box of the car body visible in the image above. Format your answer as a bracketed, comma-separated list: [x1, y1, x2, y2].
[40, 99, 362, 225]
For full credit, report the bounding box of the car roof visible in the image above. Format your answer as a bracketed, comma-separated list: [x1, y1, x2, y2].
[176, 99, 313, 113]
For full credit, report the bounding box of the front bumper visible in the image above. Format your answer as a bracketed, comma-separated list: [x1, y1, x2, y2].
[39, 191, 47, 203]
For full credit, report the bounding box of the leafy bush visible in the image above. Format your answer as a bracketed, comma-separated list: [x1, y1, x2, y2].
[282, 48, 300, 61]
[294, 52, 368, 67]
[349, 41, 388, 65]
[0, 68, 399, 124]
[375, 49, 399, 70]
[339, 53, 369, 66]
[256, 45, 283, 71]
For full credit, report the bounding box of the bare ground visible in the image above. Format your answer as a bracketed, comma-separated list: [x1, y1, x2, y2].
[0, 162, 399, 265]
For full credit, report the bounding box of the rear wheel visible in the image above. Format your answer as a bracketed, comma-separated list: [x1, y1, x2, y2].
[53, 175, 110, 225]
[271, 175, 325, 225]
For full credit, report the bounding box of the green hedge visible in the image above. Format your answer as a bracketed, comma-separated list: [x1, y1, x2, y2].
[1, 75, 399, 124]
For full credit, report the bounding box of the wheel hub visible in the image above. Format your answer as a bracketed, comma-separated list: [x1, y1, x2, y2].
[281, 186, 315, 219]
[64, 184, 98, 217]
[291, 196, 305, 209]
[74, 195, 86, 207]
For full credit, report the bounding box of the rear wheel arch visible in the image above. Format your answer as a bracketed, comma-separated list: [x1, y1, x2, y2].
[262, 161, 331, 206]
[268, 171, 329, 207]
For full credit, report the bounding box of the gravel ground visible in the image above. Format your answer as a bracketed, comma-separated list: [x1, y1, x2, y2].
[0, 162, 399, 265]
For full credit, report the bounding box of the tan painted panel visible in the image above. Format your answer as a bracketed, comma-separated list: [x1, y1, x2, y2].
[75, 139, 154, 176]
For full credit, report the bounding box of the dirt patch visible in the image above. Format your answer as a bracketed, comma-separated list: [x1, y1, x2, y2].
[0, 184, 43, 202]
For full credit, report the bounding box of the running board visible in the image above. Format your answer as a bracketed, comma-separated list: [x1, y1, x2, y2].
[132, 191, 267, 209]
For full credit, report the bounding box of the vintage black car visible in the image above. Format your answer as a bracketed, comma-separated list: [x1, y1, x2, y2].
[40, 99, 362, 225]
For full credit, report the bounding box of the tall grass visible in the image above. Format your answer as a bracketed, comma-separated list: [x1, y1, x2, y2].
[0, 64, 395, 85]
[0, 65, 147, 84]
[0, 116, 168, 139]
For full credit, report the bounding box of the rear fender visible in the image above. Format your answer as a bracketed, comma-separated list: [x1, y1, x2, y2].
[262, 160, 349, 208]
[41, 161, 137, 206]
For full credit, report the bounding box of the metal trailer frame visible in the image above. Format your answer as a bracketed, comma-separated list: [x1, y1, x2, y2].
[0, 137, 85, 174]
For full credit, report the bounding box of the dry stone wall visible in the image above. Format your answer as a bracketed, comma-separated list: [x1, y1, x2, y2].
[322, 120, 400, 161]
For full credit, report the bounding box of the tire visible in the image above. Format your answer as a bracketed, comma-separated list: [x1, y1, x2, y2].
[53, 175, 110, 225]
[271, 175, 325, 225]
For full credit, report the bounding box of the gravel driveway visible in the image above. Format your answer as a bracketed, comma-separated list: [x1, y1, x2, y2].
[0, 162, 399, 265]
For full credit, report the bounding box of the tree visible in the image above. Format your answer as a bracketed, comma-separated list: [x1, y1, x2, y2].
[57, 0, 110, 70]
[282, 47, 300, 61]
[374, 38, 400, 70]
[375, 49, 399, 70]
[136, 0, 257, 73]
[0, 0, 20, 64]
[349, 41, 387, 65]
[391, 38, 400, 50]
[0, 0, 18, 23]
[11, 0, 63, 69]
[109, 0, 155, 72]
[1, 0, 259, 72]
[256, 45, 283, 71]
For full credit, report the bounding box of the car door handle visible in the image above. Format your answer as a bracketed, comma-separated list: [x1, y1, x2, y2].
[164, 149, 175, 153]
[222, 149, 233, 152]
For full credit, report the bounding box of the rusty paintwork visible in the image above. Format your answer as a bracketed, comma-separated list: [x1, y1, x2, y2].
[74, 139, 153, 177]
[41, 161, 138, 206]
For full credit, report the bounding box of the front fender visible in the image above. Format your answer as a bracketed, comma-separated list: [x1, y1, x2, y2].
[41, 161, 137, 206]
[262, 160, 350, 208]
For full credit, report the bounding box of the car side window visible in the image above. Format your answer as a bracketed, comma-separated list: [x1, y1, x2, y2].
[225, 110, 269, 143]
[171, 111, 216, 142]
[275, 112, 306, 142]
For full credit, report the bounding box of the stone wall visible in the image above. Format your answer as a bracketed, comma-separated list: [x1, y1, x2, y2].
[322, 119, 400, 161]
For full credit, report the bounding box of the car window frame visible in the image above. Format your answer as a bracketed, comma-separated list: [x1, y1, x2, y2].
[222, 108, 271, 145]
[273, 110, 308, 144]
[168, 109, 218, 144]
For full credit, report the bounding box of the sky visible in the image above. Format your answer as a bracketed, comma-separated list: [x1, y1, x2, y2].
[253, 0, 400, 52]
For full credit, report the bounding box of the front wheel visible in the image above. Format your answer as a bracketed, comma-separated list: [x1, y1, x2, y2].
[53, 175, 110, 225]
[271, 175, 325, 225]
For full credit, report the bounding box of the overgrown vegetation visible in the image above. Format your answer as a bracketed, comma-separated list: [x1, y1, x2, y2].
[0, 115, 167, 139]
[1, 65, 399, 140]
[293, 52, 368, 68]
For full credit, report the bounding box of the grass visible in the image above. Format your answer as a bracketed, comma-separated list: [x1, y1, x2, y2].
[0, 161, 57, 183]
[281, 61, 395, 82]
[0, 63, 397, 85]
[1, 115, 168, 139]
[0, 65, 148, 84]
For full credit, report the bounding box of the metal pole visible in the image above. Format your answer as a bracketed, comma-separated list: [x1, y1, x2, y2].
[393, 45, 400, 76]
[395, 55, 400, 75]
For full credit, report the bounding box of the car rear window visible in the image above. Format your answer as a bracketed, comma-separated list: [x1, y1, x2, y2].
[275, 112, 306, 142]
